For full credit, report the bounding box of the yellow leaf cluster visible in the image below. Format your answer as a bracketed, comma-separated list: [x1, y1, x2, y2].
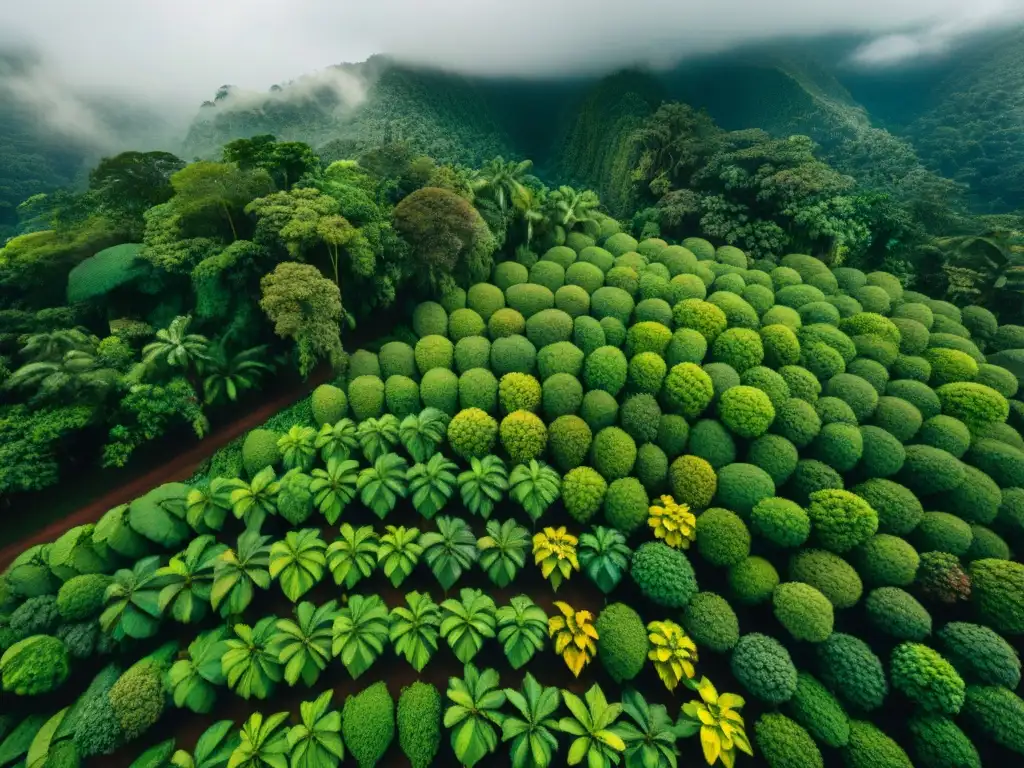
[648, 619, 698, 691]
[648, 495, 696, 549]
[532, 526, 579, 591]
[680, 677, 753, 768]
[548, 601, 597, 677]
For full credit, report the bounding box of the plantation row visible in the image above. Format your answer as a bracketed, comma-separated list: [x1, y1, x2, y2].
[2, 231, 1024, 768]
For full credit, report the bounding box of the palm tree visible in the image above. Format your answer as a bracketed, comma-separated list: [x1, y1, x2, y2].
[939, 229, 1024, 308]
[201, 343, 275, 404]
[473, 157, 533, 214]
[19, 328, 95, 363]
[546, 185, 600, 232]
[517, 189, 548, 247]
[143, 316, 211, 372]
[5, 349, 119, 405]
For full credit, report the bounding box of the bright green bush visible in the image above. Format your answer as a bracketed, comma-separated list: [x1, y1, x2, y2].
[800, 323, 857, 364]
[490, 334, 536, 376]
[627, 351, 667, 395]
[774, 582, 834, 642]
[659, 244, 700, 275]
[840, 313, 901, 346]
[580, 389, 618, 432]
[865, 587, 932, 641]
[348, 375, 387, 420]
[962, 685, 1024, 756]
[500, 411, 547, 464]
[926, 348, 978, 386]
[555, 285, 590, 318]
[807, 489, 878, 552]
[398, 681, 441, 768]
[743, 285, 776, 316]
[541, 373, 583, 420]
[802, 342, 846, 381]
[777, 284, 826, 310]
[534, 256, 571, 289]
[813, 423, 863, 472]
[817, 633, 888, 712]
[440, 285, 467, 312]
[944, 465, 1001, 524]
[899, 445, 966, 494]
[630, 541, 698, 608]
[606, 265, 640, 296]
[729, 556, 780, 605]
[241, 428, 282, 476]
[343, 681, 394, 768]
[969, 438, 1024, 488]
[385, 375, 421, 417]
[695, 508, 751, 567]
[761, 325, 802, 370]
[603, 477, 648, 535]
[848, 358, 890, 395]
[714, 272, 746, 295]
[936, 382, 1009, 428]
[590, 286, 634, 325]
[493, 261, 529, 292]
[772, 266, 803, 290]
[420, 368, 458, 415]
[109, 654, 170, 741]
[349, 349, 382, 380]
[708, 291, 760, 330]
[842, 721, 912, 768]
[683, 592, 740, 653]
[892, 354, 932, 382]
[751, 497, 810, 548]
[731, 633, 798, 704]
[893, 301, 934, 329]
[56, 574, 111, 622]
[546, 415, 592, 472]
[972, 420, 1024, 451]
[447, 408, 498, 459]
[852, 285, 892, 315]
[672, 298, 728, 342]
[667, 273, 707, 305]
[890, 642, 965, 714]
[906, 715, 980, 768]
[976, 363, 1018, 398]
[755, 714, 824, 768]
[852, 479, 923, 536]
[414, 335, 455, 376]
[966, 524, 1010, 560]
[779, 365, 821, 403]
[824, 374, 878, 422]
[594, 603, 647, 683]
[718, 386, 775, 439]
[772, 398, 822, 447]
[747, 435, 799, 486]
[1, 634, 69, 695]
[815, 396, 858, 425]
[583, 346, 628, 396]
[789, 459, 845, 505]
[869, 397, 922, 443]
[892, 317, 930, 355]
[569, 256, 610, 290]
[448, 308, 486, 342]
[970, 558, 1024, 634]
[466, 282, 505, 321]
[790, 549, 863, 609]
[714, 463, 775, 519]
[498, 372, 541, 414]
[537, 341, 584, 380]
[853, 534, 919, 588]
[786, 671, 850, 748]
[763, 305, 803, 330]
[600, 316, 627, 347]
[488, 307, 526, 339]
[604, 233, 638, 257]
[711, 328, 764, 373]
[937, 621, 1021, 688]
[913, 512, 974, 556]
[562, 466, 607, 523]
[454, 337, 491, 373]
[638, 275, 671, 304]
[741, 366, 790, 408]
[590, 426, 637, 481]
[311, 384, 349, 426]
[860, 423, 908, 478]
[542, 246, 577, 269]
[625, 321, 672, 357]
[918, 415, 972, 458]
[667, 454, 717, 509]
[505, 282, 555, 319]
[459, 368, 499, 412]
[660, 362, 714, 419]
[886, 379, 941, 419]
[525, 308, 574, 349]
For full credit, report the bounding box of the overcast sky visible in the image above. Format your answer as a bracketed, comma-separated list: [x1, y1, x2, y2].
[2, 0, 1023, 105]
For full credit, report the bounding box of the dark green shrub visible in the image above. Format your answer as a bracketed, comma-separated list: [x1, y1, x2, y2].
[899, 445, 966, 495]
[962, 685, 1024, 755]
[906, 715, 981, 768]
[343, 681, 394, 768]
[918, 415, 971, 457]
[747, 434, 799, 485]
[892, 317, 930, 355]
[858, 426, 906, 478]
[530, 260, 565, 293]
[915, 551, 972, 605]
[591, 286, 634, 325]
[913, 512, 973, 556]
[420, 368, 459, 415]
[311, 384, 348, 426]
[777, 284, 826, 309]
[741, 366, 790, 408]
[943, 465, 1001, 524]
[656, 414, 689, 458]
[459, 368, 498, 412]
[492, 261, 529, 292]
[731, 633, 798, 704]
[969, 558, 1024, 634]
[774, 582, 834, 642]
[541, 373, 583, 420]
[525, 308, 573, 349]
[842, 721, 912, 768]
[537, 341, 584, 380]
[576, 247, 614, 275]
[800, 323, 857, 364]
[669, 455, 717, 509]
[619, 394, 661, 443]
[813, 423, 863, 472]
[603, 477, 648, 535]
[454, 336, 492, 373]
[349, 349, 382, 379]
[752, 497, 810, 547]
[847, 358, 889, 395]
[755, 714, 823, 768]
[937, 621, 1021, 688]
[786, 671, 850, 748]
[398, 682, 441, 768]
[892, 354, 932, 382]
[815, 397, 857, 425]
[780, 365, 821, 403]
[583, 345, 628, 396]
[968, 438, 1024, 488]
[965, 524, 1009, 561]
[853, 534, 919, 588]
[665, 327, 709, 367]
[448, 308, 486, 342]
[790, 550, 863, 609]
[799, 301, 840, 326]
[807, 489, 878, 552]
[714, 463, 775, 519]
[633, 297, 673, 325]
[762, 325, 802, 368]
[771, 266, 803, 290]
[852, 479, 922, 536]
[683, 592, 740, 652]
[852, 335, 899, 368]
[890, 642, 965, 714]
[385, 375, 421, 417]
[788, 459, 844, 505]
[802, 342, 846, 380]
[505, 282, 555, 319]
[688, 419, 737, 468]
[870, 397, 922, 443]
[696, 508, 751, 567]
[729, 556, 780, 605]
[864, 587, 932, 641]
[824, 374, 878, 422]
[630, 541, 698, 608]
[817, 633, 888, 712]
[590, 426, 636, 481]
[703, 362, 741, 404]
[594, 603, 647, 683]
[772, 398, 822, 447]
[711, 328, 763, 373]
[547, 415, 592, 472]
[976, 363, 1018, 398]
[635, 442, 668, 492]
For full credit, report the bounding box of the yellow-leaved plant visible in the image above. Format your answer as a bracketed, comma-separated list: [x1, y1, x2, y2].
[548, 601, 597, 677]
[532, 526, 579, 591]
[676, 676, 753, 768]
[648, 495, 696, 549]
[647, 619, 698, 691]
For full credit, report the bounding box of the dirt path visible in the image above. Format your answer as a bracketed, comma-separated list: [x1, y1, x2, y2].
[0, 370, 329, 571]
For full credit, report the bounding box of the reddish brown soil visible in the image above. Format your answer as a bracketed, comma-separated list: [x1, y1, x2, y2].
[0, 370, 328, 571]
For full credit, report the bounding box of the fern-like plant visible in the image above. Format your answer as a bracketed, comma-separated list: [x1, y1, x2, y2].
[400, 407, 450, 463]
[229, 466, 280, 531]
[331, 593, 389, 679]
[616, 688, 681, 768]
[271, 600, 339, 687]
[167, 627, 230, 713]
[269, 529, 327, 602]
[357, 452, 409, 518]
[229, 711, 290, 768]
[445, 663, 507, 768]
[326, 524, 378, 588]
[100, 554, 163, 640]
[389, 590, 441, 672]
[315, 418, 358, 463]
[170, 719, 238, 768]
[578, 527, 631, 595]
[421, 516, 479, 590]
[457, 454, 509, 519]
[440, 587, 497, 664]
[478, 518, 530, 588]
[357, 414, 401, 462]
[222, 616, 283, 700]
[509, 460, 561, 522]
[496, 595, 548, 670]
[155, 534, 226, 624]
[557, 684, 626, 768]
[377, 525, 423, 587]
[287, 690, 344, 768]
[501, 672, 562, 768]
[278, 425, 319, 471]
[211, 529, 272, 617]
[185, 477, 235, 532]
[408, 454, 459, 518]
[309, 457, 359, 524]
